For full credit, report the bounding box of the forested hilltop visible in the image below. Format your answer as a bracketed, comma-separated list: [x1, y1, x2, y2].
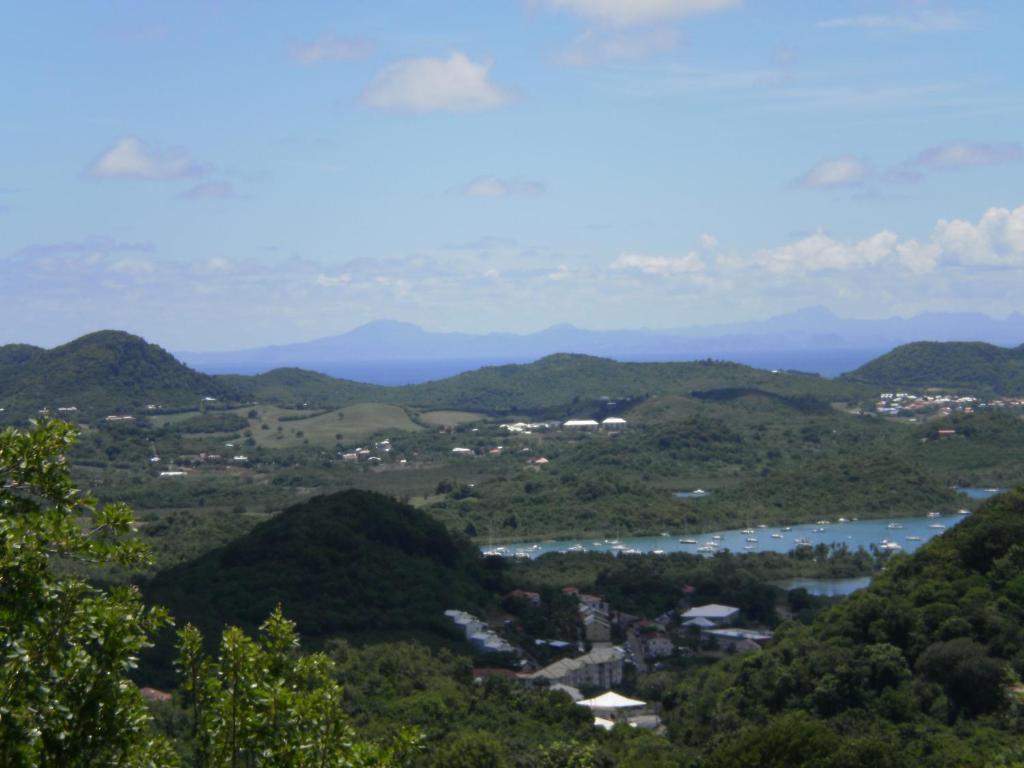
[844, 340, 1024, 395]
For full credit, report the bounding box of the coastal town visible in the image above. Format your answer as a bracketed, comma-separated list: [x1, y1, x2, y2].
[446, 588, 774, 733]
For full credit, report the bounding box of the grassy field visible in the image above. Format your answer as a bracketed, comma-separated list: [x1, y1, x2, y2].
[417, 410, 487, 427]
[245, 403, 423, 448]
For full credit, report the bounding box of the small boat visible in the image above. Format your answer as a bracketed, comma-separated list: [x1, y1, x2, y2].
[879, 540, 902, 551]
[837, 517, 849, 523]
[756, 524, 767, 529]
[622, 548, 642, 555]
[957, 509, 971, 515]
[567, 544, 584, 553]
[743, 545, 755, 550]
[652, 549, 666, 555]
[746, 537, 758, 543]
[816, 520, 831, 525]
[660, 532, 670, 537]
[712, 535, 723, 541]
[906, 535, 922, 541]
[612, 544, 627, 551]
[514, 551, 532, 559]
[741, 528, 755, 534]
[887, 522, 902, 529]
[679, 538, 698, 545]
[926, 512, 940, 518]
[771, 533, 784, 539]
[929, 523, 946, 530]
[781, 526, 792, 532]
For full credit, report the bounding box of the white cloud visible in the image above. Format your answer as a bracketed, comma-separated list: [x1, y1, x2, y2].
[539, 0, 740, 26]
[363, 52, 512, 112]
[751, 230, 900, 273]
[89, 137, 205, 180]
[611, 252, 705, 275]
[817, 10, 966, 32]
[747, 205, 1024, 275]
[796, 156, 870, 188]
[933, 206, 1024, 267]
[459, 176, 545, 198]
[908, 141, 1024, 171]
[290, 34, 371, 63]
[699, 233, 719, 250]
[560, 26, 679, 65]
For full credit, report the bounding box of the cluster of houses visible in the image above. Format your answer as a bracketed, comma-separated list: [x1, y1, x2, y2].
[444, 609, 515, 655]
[498, 417, 628, 434]
[340, 439, 392, 464]
[875, 392, 1024, 418]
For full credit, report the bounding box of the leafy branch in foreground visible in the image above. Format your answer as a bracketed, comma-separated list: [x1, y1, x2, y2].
[176, 608, 421, 767]
[0, 419, 175, 767]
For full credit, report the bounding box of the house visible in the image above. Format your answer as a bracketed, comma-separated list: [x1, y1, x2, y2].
[601, 417, 627, 429]
[937, 429, 957, 438]
[681, 604, 740, 625]
[643, 634, 674, 659]
[682, 616, 716, 630]
[583, 612, 611, 643]
[563, 419, 600, 430]
[702, 627, 773, 652]
[524, 646, 625, 689]
[451, 447, 474, 455]
[341, 452, 359, 462]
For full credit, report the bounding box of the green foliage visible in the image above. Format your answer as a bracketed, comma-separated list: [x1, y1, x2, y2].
[144, 490, 497, 669]
[844, 340, 1024, 394]
[175, 608, 420, 767]
[0, 331, 239, 421]
[665, 488, 1024, 765]
[0, 420, 176, 766]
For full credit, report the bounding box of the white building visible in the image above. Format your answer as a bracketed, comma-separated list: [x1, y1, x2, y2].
[601, 417, 627, 429]
[681, 604, 740, 625]
[563, 419, 600, 430]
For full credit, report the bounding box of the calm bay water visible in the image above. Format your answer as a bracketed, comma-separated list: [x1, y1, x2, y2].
[486, 488, 1000, 561]
[487, 513, 969, 560]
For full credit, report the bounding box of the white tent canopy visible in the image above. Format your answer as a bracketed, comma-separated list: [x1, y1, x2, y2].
[577, 691, 645, 710]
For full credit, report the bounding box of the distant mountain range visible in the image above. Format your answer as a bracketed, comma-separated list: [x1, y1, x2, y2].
[177, 307, 1024, 382]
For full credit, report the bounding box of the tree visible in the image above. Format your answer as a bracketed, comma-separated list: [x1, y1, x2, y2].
[0, 420, 177, 766]
[177, 608, 420, 767]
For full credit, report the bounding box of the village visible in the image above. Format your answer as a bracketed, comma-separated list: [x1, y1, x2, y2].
[873, 391, 1024, 418]
[444, 583, 773, 733]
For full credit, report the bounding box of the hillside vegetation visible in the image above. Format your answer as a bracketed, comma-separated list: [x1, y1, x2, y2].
[0, 331, 237, 418]
[844, 340, 1024, 394]
[144, 490, 497, 645]
[665, 488, 1024, 766]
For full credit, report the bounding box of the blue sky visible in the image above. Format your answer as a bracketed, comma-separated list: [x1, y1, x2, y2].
[3, 0, 1023, 350]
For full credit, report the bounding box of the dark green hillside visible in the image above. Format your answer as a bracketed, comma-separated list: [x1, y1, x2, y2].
[144, 489, 495, 644]
[667, 488, 1024, 766]
[389, 353, 868, 415]
[224, 366, 383, 406]
[844, 340, 1024, 394]
[0, 330, 239, 419]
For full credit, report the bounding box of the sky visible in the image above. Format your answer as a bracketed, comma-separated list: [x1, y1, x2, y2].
[2, 0, 1023, 351]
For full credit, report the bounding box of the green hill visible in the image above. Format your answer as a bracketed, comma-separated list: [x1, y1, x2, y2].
[843, 341, 1024, 394]
[225, 366, 384, 406]
[668, 487, 1024, 766]
[1, 331, 875, 420]
[0, 330, 239, 420]
[386, 353, 868, 415]
[143, 489, 496, 644]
